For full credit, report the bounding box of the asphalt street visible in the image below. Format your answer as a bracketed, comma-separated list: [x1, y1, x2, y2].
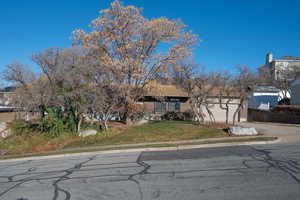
[0, 142, 299, 200]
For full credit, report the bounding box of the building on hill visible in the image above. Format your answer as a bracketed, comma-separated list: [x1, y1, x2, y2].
[259, 53, 300, 81]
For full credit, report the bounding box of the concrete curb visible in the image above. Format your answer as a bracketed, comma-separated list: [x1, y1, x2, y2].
[0, 137, 280, 163]
[240, 122, 300, 128]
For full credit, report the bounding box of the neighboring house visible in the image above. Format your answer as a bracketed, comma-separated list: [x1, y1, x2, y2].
[0, 87, 18, 122]
[0, 92, 15, 122]
[0, 91, 14, 112]
[248, 86, 282, 110]
[140, 82, 248, 123]
[291, 77, 300, 105]
[259, 53, 300, 81]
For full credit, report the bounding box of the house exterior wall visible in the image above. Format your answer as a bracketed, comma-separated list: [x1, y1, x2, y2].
[200, 98, 247, 123]
[180, 102, 190, 112]
[291, 85, 300, 105]
[142, 98, 247, 123]
[0, 112, 38, 122]
[248, 92, 279, 110]
[267, 60, 300, 81]
[0, 112, 16, 122]
[264, 53, 300, 81]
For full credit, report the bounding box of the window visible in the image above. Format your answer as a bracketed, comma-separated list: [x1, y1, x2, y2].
[168, 102, 180, 112]
[155, 102, 166, 113]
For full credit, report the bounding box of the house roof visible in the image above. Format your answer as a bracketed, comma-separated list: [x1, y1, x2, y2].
[254, 86, 280, 93]
[278, 56, 300, 61]
[145, 83, 189, 97]
[145, 82, 240, 98]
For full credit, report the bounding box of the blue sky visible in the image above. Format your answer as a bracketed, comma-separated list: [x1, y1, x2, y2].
[1, 0, 300, 74]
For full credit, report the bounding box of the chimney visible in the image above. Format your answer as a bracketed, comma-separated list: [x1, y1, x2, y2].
[266, 53, 273, 65]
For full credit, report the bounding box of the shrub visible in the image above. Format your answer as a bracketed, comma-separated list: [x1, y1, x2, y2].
[80, 121, 101, 132]
[39, 108, 67, 138]
[10, 120, 39, 137]
[162, 111, 193, 121]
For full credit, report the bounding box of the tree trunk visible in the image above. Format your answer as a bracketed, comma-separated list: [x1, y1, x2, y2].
[205, 105, 215, 124]
[225, 105, 229, 124]
[126, 117, 133, 126]
[233, 105, 242, 125]
[103, 120, 108, 131]
[77, 116, 82, 133]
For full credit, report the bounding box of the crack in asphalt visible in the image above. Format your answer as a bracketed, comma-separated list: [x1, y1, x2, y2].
[52, 156, 97, 200]
[0, 146, 299, 199]
[249, 147, 300, 184]
[0, 155, 151, 200]
[128, 154, 151, 200]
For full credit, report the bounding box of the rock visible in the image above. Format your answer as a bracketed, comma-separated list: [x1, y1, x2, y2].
[79, 129, 98, 137]
[135, 119, 148, 125]
[229, 126, 258, 136]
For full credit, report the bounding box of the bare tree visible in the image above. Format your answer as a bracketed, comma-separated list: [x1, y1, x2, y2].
[87, 85, 120, 131]
[274, 65, 300, 103]
[2, 62, 52, 118]
[3, 62, 35, 87]
[218, 73, 235, 124]
[232, 66, 257, 125]
[4, 47, 92, 133]
[173, 63, 220, 123]
[72, 0, 198, 124]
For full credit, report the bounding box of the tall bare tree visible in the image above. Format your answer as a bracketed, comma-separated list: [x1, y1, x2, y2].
[72, 0, 198, 124]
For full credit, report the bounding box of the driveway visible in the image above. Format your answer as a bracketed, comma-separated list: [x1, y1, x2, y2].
[240, 122, 300, 143]
[0, 142, 299, 200]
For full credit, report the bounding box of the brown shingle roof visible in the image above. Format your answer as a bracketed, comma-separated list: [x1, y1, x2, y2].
[145, 81, 240, 98]
[145, 82, 188, 97]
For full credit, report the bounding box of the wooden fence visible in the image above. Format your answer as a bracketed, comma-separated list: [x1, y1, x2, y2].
[247, 108, 300, 124]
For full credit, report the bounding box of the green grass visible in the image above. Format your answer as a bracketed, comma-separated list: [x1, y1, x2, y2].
[64, 121, 227, 148]
[2, 121, 274, 158]
[0, 136, 277, 160]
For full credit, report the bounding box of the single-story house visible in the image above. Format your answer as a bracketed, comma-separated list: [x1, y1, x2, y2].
[140, 82, 248, 123]
[291, 77, 300, 105]
[248, 86, 282, 110]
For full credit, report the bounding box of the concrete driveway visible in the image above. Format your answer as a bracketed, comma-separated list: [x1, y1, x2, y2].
[240, 122, 300, 143]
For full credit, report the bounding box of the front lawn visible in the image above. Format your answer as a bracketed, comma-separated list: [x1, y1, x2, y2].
[64, 121, 227, 148]
[0, 121, 228, 155]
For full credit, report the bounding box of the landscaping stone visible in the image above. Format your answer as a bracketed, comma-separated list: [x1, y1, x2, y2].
[79, 129, 98, 137]
[135, 119, 148, 125]
[229, 126, 258, 136]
